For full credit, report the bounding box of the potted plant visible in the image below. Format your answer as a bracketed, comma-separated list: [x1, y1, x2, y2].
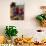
[5, 26, 18, 43]
[36, 14, 46, 27]
[36, 6, 46, 27]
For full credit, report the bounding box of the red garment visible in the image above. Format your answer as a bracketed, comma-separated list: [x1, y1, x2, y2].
[16, 7, 19, 14]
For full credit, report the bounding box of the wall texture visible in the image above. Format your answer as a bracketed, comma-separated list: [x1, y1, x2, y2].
[0, 0, 46, 42]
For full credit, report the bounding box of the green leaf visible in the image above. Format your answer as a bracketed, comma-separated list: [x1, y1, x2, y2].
[5, 26, 18, 38]
[44, 15, 46, 20]
[36, 15, 44, 21]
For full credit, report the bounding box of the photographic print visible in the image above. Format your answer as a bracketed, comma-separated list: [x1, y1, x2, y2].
[10, 2, 24, 20]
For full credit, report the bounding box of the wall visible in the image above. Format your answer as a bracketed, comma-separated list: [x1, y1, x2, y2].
[0, 0, 46, 41]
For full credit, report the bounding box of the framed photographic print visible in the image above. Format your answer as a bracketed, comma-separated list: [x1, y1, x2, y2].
[10, 2, 24, 20]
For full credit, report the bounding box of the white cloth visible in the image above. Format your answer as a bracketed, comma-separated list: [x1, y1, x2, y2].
[33, 31, 46, 42]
